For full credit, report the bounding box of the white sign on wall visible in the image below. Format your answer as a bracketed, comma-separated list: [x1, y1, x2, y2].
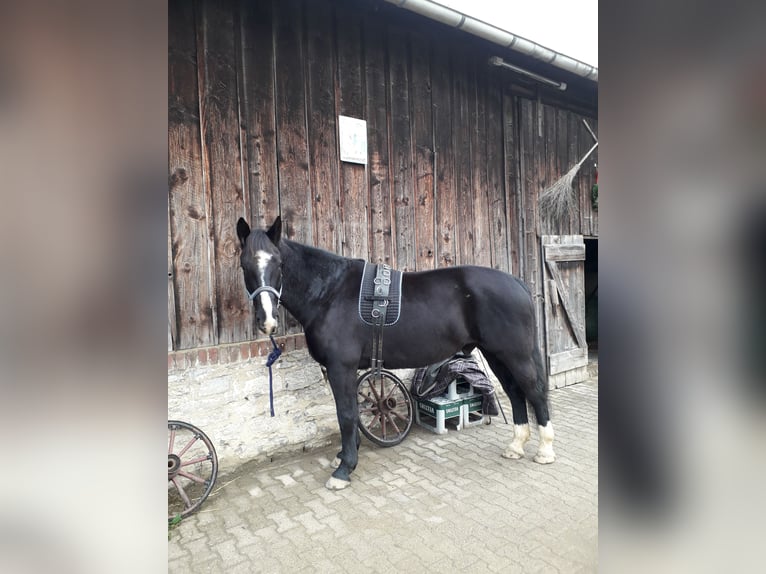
[338, 115, 367, 165]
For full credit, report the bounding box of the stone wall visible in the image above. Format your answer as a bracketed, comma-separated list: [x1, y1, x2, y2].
[168, 349, 339, 475]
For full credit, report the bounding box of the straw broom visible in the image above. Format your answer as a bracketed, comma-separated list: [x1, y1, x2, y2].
[539, 140, 598, 226]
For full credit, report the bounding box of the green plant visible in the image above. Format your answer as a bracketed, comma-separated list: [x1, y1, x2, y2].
[168, 514, 182, 539]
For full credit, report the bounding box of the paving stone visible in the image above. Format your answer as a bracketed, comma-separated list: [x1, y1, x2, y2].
[168, 379, 599, 573]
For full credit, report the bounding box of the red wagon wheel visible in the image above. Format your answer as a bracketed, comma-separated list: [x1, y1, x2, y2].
[356, 370, 414, 447]
[168, 420, 218, 522]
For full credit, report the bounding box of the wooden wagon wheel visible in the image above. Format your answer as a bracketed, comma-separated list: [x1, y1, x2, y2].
[168, 420, 218, 522]
[356, 370, 414, 447]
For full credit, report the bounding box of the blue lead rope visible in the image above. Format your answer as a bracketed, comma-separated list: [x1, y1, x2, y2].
[265, 335, 282, 417]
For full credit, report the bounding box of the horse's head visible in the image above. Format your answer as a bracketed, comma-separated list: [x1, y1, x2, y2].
[236, 216, 283, 336]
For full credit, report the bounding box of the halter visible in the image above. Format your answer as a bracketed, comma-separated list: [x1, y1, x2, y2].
[246, 284, 282, 307]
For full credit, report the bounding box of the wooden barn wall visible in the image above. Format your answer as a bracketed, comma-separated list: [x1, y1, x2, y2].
[168, 0, 598, 352]
[516, 99, 598, 355]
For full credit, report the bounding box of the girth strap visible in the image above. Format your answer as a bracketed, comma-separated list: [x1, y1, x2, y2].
[369, 264, 393, 378]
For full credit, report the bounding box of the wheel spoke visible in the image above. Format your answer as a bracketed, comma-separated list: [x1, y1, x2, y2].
[180, 455, 211, 467]
[168, 428, 176, 454]
[382, 381, 399, 402]
[177, 469, 208, 485]
[171, 477, 192, 509]
[391, 410, 410, 424]
[384, 412, 401, 435]
[367, 411, 382, 431]
[176, 434, 199, 458]
[367, 381, 382, 402]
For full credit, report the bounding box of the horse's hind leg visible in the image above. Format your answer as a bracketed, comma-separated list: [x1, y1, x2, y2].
[508, 345, 555, 464]
[479, 350, 532, 459]
[325, 363, 361, 490]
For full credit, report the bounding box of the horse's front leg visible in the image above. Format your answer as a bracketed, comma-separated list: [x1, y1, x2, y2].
[325, 363, 360, 490]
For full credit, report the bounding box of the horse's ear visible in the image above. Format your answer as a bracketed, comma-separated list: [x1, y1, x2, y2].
[266, 216, 282, 245]
[236, 218, 251, 248]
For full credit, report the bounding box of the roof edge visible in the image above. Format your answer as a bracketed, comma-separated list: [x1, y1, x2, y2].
[385, 0, 598, 82]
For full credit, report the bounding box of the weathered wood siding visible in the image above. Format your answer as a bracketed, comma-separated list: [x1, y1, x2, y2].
[168, 0, 598, 352]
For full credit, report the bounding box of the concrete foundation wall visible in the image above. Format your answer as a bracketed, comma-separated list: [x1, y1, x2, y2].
[169, 350, 339, 475]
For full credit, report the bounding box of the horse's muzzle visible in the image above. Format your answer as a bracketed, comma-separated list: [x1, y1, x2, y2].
[258, 318, 278, 336]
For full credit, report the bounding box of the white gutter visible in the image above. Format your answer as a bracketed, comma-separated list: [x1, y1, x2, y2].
[384, 0, 598, 83]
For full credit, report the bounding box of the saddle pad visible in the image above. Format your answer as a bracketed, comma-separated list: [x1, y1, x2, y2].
[358, 262, 403, 326]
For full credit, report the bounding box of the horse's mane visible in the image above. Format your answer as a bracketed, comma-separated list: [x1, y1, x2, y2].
[282, 238, 363, 266]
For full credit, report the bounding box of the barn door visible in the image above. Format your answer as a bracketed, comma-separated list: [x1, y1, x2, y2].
[541, 235, 589, 387]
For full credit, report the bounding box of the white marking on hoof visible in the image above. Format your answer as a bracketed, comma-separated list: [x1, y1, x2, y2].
[534, 422, 555, 464]
[331, 457, 341, 469]
[502, 424, 530, 459]
[325, 476, 351, 490]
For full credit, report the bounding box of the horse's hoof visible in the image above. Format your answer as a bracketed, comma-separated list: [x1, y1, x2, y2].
[331, 457, 341, 469]
[325, 476, 351, 490]
[502, 449, 524, 460]
[533, 452, 555, 464]
[502, 443, 525, 459]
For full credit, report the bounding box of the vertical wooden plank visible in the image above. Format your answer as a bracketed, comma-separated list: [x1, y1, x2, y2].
[520, 98, 535, 281]
[520, 97, 545, 356]
[197, 0, 250, 345]
[472, 62, 491, 267]
[556, 107, 575, 235]
[336, 8, 369, 260]
[503, 89, 521, 276]
[487, 68, 509, 273]
[169, 0, 216, 350]
[535, 100, 551, 354]
[432, 42, 456, 268]
[388, 25, 415, 271]
[452, 47, 473, 266]
[542, 103, 558, 236]
[273, 0, 311, 244]
[569, 111, 581, 235]
[238, 0, 279, 231]
[306, 0, 340, 253]
[571, 111, 589, 237]
[273, 0, 310, 335]
[168, 198, 177, 352]
[410, 33, 435, 271]
[364, 11, 393, 265]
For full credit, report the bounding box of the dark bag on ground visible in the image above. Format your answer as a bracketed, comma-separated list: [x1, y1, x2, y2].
[411, 352, 499, 416]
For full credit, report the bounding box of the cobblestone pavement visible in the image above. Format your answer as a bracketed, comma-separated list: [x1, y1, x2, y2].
[169, 379, 598, 573]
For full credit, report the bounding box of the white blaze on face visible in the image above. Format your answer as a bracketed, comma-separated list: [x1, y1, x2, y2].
[255, 250, 278, 334]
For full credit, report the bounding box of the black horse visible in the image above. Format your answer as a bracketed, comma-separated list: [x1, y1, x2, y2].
[237, 217, 555, 490]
